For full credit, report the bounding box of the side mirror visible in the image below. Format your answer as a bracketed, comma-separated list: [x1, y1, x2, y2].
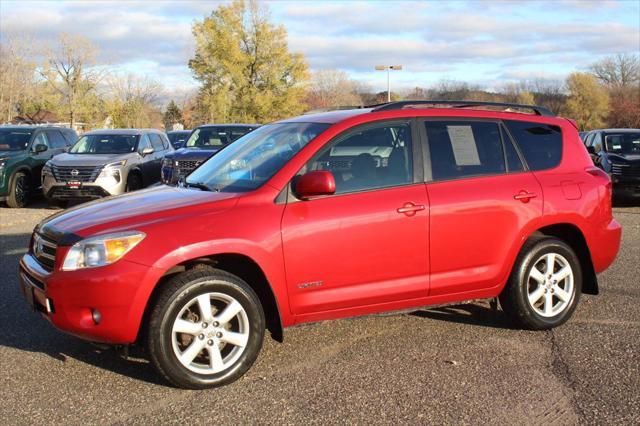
[33, 144, 48, 153]
[294, 170, 336, 199]
[586, 146, 596, 155]
[141, 147, 154, 156]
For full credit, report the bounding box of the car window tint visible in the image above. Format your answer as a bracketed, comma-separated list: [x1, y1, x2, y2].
[501, 126, 524, 173]
[425, 121, 505, 181]
[585, 132, 595, 146]
[32, 132, 50, 148]
[149, 134, 165, 151]
[306, 122, 413, 194]
[230, 127, 252, 142]
[47, 130, 67, 149]
[504, 120, 562, 171]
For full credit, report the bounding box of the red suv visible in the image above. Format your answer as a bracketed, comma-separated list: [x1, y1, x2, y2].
[19, 101, 621, 389]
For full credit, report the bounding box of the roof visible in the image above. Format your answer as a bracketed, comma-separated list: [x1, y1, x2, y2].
[83, 128, 162, 136]
[198, 123, 260, 128]
[598, 128, 640, 133]
[0, 125, 73, 131]
[281, 108, 372, 124]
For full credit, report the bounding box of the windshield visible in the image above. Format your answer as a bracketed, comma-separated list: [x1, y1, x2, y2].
[186, 122, 330, 192]
[70, 134, 139, 154]
[605, 133, 640, 155]
[0, 129, 32, 151]
[186, 128, 230, 148]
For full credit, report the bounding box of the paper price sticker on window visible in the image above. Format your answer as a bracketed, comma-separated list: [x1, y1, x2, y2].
[447, 125, 480, 166]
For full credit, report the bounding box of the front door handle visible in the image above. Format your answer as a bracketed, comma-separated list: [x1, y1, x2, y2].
[397, 202, 426, 216]
[514, 190, 537, 203]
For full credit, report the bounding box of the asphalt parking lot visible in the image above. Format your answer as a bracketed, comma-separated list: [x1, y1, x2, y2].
[0, 200, 638, 425]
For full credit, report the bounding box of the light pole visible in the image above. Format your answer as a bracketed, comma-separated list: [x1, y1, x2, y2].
[375, 65, 403, 102]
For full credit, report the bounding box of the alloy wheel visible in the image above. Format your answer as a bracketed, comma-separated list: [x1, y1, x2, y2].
[526, 252, 575, 317]
[171, 291, 250, 375]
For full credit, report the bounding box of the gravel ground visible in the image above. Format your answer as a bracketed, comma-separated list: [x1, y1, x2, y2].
[0, 200, 638, 425]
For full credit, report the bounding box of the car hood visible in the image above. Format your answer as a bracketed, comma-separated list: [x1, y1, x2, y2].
[37, 185, 239, 242]
[50, 152, 138, 167]
[165, 147, 220, 161]
[0, 150, 25, 159]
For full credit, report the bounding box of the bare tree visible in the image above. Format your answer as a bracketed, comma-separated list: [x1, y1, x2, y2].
[590, 53, 640, 88]
[106, 73, 164, 128]
[39, 33, 103, 127]
[0, 37, 38, 123]
[305, 69, 362, 110]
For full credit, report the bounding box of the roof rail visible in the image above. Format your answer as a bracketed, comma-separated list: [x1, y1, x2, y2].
[371, 100, 555, 117]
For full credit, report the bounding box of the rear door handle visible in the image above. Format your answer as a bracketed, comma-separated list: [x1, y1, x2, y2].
[397, 202, 426, 216]
[514, 191, 537, 203]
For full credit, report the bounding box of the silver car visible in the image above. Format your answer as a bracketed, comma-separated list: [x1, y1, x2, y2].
[42, 129, 173, 204]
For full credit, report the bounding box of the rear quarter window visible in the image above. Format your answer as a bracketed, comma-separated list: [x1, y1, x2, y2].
[505, 120, 562, 171]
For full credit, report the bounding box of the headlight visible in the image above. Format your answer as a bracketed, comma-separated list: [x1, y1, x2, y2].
[42, 162, 53, 177]
[98, 160, 125, 180]
[62, 231, 145, 271]
[162, 158, 173, 168]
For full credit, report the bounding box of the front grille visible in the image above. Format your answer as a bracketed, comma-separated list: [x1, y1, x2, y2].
[176, 160, 202, 176]
[52, 165, 103, 182]
[32, 233, 57, 272]
[49, 186, 109, 200]
[20, 267, 45, 291]
[611, 164, 640, 178]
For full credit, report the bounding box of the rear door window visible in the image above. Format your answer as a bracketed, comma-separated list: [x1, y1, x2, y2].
[46, 130, 68, 149]
[504, 120, 562, 170]
[149, 134, 166, 152]
[425, 121, 506, 181]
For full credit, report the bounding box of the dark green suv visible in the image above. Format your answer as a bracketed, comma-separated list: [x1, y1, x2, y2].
[0, 126, 78, 207]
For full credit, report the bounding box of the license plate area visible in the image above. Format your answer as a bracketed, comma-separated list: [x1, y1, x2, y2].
[66, 181, 82, 189]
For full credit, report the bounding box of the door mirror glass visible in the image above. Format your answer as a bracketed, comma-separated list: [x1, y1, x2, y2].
[294, 170, 336, 199]
[141, 146, 154, 156]
[33, 144, 48, 153]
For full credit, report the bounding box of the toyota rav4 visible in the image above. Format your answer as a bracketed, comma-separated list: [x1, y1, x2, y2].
[19, 101, 621, 389]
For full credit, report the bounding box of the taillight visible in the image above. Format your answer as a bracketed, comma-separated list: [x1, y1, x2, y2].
[585, 166, 612, 219]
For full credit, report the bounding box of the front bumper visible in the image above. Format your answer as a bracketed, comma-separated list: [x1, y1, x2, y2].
[43, 173, 127, 200]
[19, 251, 162, 344]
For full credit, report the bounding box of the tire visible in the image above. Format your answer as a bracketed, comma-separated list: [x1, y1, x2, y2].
[6, 171, 30, 208]
[499, 238, 582, 330]
[147, 268, 265, 389]
[126, 172, 143, 192]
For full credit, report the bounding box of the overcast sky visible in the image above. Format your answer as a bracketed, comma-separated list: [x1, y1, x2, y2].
[1, 0, 639, 97]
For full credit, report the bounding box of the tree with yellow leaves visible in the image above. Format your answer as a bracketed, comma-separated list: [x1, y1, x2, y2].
[565, 73, 609, 131]
[189, 0, 308, 124]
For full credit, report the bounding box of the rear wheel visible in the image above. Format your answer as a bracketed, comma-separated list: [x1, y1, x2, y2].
[6, 171, 29, 208]
[499, 238, 582, 330]
[147, 269, 265, 389]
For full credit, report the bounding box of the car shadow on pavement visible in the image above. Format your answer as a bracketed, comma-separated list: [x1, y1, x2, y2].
[0, 232, 168, 387]
[411, 302, 518, 330]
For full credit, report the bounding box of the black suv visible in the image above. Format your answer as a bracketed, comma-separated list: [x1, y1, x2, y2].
[0, 126, 78, 207]
[161, 124, 258, 185]
[584, 128, 640, 198]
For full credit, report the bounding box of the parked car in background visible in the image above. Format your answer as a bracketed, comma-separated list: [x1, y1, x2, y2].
[0, 126, 77, 208]
[579, 131, 588, 142]
[42, 129, 173, 205]
[20, 101, 620, 389]
[166, 130, 191, 149]
[583, 128, 640, 198]
[161, 124, 259, 185]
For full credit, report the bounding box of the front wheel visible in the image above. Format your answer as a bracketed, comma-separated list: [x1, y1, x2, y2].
[499, 238, 582, 330]
[126, 172, 143, 192]
[147, 269, 265, 389]
[6, 171, 30, 208]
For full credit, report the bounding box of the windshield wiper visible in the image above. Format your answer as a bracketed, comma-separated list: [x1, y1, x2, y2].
[185, 181, 220, 192]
